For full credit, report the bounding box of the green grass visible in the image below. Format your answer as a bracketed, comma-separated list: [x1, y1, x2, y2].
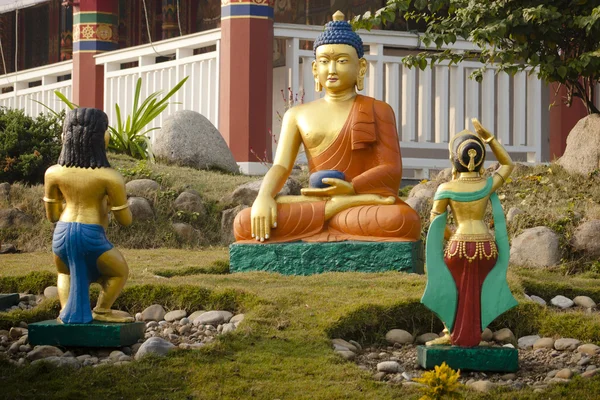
[2, 250, 600, 399]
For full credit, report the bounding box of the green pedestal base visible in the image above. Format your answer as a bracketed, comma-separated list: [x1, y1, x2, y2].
[417, 345, 518, 372]
[0, 293, 20, 310]
[230, 240, 424, 275]
[29, 320, 145, 347]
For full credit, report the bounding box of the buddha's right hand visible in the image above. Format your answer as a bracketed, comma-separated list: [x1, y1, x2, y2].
[251, 194, 278, 241]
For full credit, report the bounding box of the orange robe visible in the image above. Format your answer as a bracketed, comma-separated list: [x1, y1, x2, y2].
[233, 95, 421, 243]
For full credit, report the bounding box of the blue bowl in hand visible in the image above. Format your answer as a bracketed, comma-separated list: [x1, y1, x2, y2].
[309, 170, 346, 188]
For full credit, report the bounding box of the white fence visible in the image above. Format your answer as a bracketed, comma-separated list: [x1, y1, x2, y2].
[95, 29, 220, 143]
[0, 60, 73, 117]
[273, 24, 549, 178]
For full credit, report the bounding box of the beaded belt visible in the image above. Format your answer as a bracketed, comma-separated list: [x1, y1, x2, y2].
[444, 234, 498, 262]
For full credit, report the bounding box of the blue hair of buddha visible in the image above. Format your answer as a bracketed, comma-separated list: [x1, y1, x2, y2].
[313, 20, 364, 59]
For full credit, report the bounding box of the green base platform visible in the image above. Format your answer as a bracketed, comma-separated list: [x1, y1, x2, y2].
[229, 240, 424, 275]
[417, 345, 519, 372]
[29, 320, 145, 347]
[0, 293, 20, 310]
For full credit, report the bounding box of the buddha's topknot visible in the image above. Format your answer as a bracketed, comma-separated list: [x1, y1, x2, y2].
[313, 12, 364, 59]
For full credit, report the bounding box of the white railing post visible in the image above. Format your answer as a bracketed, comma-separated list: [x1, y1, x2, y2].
[434, 65, 449, 144]
[286, 37, 300, 101]
[418, 67, 433, 142]
[527, 73, 543, 162]
[368, 43, 384, 100]
[449, 64, 465, 135]
[215, 39, 220, 129]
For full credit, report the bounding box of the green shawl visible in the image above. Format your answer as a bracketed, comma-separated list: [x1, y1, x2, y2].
[421, 177, 518, 331]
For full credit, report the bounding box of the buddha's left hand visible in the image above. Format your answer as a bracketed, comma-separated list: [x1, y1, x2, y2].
[301, 178, 356, 197]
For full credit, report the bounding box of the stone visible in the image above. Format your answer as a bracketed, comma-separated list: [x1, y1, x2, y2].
[221, 323, 236, 334]
[377, 361, 401, 373]
[416, 333, 439, 345]
[142, 304, 166, 321]
[331, 339, 358, 353]
[529, 295, 547, 306]
[555, 338, 581, 351]
[573, 296, 597, 309]
[571, 220, 600, 258]
[26, 345, 64, 361]
[417, 345, 518, 372]
[481, 328, 493, 342]
[193, 311, 233, 326]
[557, 114, 600, 175]
[221, 178, 302, 207]
[501, 373, 517, 381]
[109, 350, 126, 360]
[493, 328, 515, 344]
[385, 329, 414, 345]
[230, 314, 245, 325]
[469, 380, 496, 393]
[373, 372, 386, 381]
[0, 293, 19, 310]
[188, 311, 206, 321]
[125, 179, 160, 198]
[221, 205, 249, 244]
[0, 243, 16, 254]
[435, 168, 453, 182]
[518, 335, 541, 350]
[405, 196, 429, 215]
[8, 327, 27, 338]
[127, 197, 154, 221]
[230, 241, 424, 275]
[134, 337, 175, 360]
[172, 223, 201, 243]
[154, 110, 239, 173]
[28, 320, 145, 347]
[533, 337, 555, 350]
[349, 340, 362, 351]
[174, 192, 206, 216]
[43, 286, 59, 299]
[506, 207, 525, 224]
[0, 208, 33, 229]
[409, 181, 439, 199]
[578, 344, 600, 356]
[32, 356, 81, 369]
[551, 295, 575, 309]
[164, 310, 187, 322]
[555, 368, 573, 379]
[336, 350, 356, 360]
[582, 369, 598, 378]
[509, 226, 561, 267]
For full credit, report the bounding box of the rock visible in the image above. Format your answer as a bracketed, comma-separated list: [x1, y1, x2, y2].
[8, 327, 27, 339]
[385, 329, 414, 345]
[230, 314, 245, 325]
[377, 361, 401, 373]
[435, 168, 453, 182]
[221, 178, 302, 206]
[501, 373, 517, 381]
[26, 345, 64, 361]
[551, 295, 575, 309]
[141, 304, 166, 321]
[582, 369, 598, 378]
[134, 337, 175, 360]
[573, 296, 597, 309]
[408, 181, 439, 199]
[154, 110, 239, 173]
[193, 310, 233, 326]
[0, 243, 16, 254]
[164, 310, 187, 322]
[187, 311, 206, 321]
[555, 368, 573, 380]
[416, 333, 439, 344]
[503, 343, 515, 348]
[221, 323, 236, 334]
[172, 223, 201, 243]
[221, 205, 249, 244]
[481, 328, 493, 342]
[373, 372, 386, 381]
[493, 328, 515, 344]
[578, 344, 600, 356]
[469, 380, 496, 393]
[405, 197, 429, 214]
[0, 182, 10, 201]
[571, 220, 600, 258]
[533, 337, 555, 350]
[529, 295, 547, 306]
[174, 192, 206, 216]
[109, 350, 126, 360]
[506, 207, 525, 224]
[127, 197, 154, 221]
[125, 179, 160, 198]
[558, 114, 600, 175]
[0, 208, 34, 229]
[555, 338, 581, 351]
[348, 340, 362, 351]
[510, 227, 561, 267]
[331, 339, 358, 353]
[32, 356, 80, 368]
[518, 335, 541, 350]
[336, 350, 356, 360]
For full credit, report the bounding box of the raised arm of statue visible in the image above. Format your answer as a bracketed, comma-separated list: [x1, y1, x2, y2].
[43, 167, 64, 223]
[472, 118, 514, 193]
[106, 172, 132, 227]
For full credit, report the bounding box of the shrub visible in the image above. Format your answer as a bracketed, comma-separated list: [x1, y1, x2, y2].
[0, 108, 63, 184]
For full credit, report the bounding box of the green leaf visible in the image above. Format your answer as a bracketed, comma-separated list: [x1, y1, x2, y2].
[558, 66, 568, 79]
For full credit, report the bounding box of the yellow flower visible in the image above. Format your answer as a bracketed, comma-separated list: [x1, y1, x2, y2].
[414, 362, 462, 400]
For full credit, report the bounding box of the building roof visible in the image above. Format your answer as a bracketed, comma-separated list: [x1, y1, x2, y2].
[0, 0, 48, 14]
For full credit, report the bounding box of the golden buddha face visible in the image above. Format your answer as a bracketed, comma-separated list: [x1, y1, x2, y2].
[312, 44, 367, 92]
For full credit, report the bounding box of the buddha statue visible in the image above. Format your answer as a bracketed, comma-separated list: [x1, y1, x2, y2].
[233, 11, 421, 243]
[422, 119, 518, 347]
[44, 108, 134, 324]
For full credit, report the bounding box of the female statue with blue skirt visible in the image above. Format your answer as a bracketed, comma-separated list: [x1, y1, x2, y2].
[421, 118, 518, 347]
[44, 108, 134, 324]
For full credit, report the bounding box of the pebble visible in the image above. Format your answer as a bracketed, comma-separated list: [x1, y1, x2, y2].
[221, 323, 236, 334]
[573, 296, 596, 309]
[501, 373, 517, 381]
[43, 286, 58, 299]
[349, 340, 362, 351]
[336, 350, 356, 360]
[555, 368, 573, 379]
[529, 295, 547, 306]
[469, 380, 496, 393]
[481, 328, 493, 342]
[533, 337, 555, 350]
[578, 343, 600, 356]
[230, 314, 245, 325]
[493, 328, 515, 343]
[193, 311, 233, 326]
[385, 329, 414, 345]
[164, 310, 187, 322]
[415, 333, 439, 344]
[8, 327, 27, 339]
[134, 337, 175, 360]
[377, 361, 401, 373]
[550, 295, 574, 309]
[141, 304, 167, 322]
[332, 339, 358, 353]
[187, 311, 206, 321]
[373, 372, 386, 381]
[135, 313, 143, 321]
[582, 369, 598, 378]
[554, 338, 581, 351]
[109, 350, 125, 360]
[518, 335, 541, 349]
[179, 317, 190, 326]
[26, 345, 64, 361]
[32, 356, 80, 369]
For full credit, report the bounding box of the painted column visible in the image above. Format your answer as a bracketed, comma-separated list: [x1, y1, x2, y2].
[219, 0, 274, 175]
[548, 83, 588, 160]
[72, 0, 118, 109]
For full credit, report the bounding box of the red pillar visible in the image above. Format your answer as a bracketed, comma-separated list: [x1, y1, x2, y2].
[72, 0, 118, 109]
[219, 0, 274, 175]
[548, 83, 588, 160]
